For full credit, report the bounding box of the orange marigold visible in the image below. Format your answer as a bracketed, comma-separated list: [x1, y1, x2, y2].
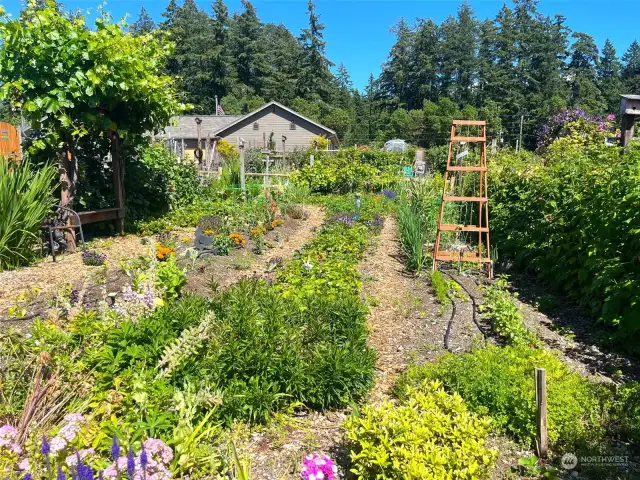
[229, 232, 247, 247]
[156, 245, 176, 261]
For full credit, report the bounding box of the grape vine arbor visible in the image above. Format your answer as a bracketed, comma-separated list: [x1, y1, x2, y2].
[0, 3, 183, 249]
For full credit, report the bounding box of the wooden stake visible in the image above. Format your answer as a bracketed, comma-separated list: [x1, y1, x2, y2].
[110, 131, 125, 235]
[239, 139, 246, 195]
[535, 368, 548, 458]
[60, 144, 77, 252]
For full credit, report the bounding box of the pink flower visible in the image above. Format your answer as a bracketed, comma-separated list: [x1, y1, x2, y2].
[608, 114, 616, 120]
[49, 436, 67, 454]
[301, 453, 337, 480]
[65, 448, 95, 467]
[0, 425, 17, 439]
[63, 414, 85, 424]
[18, 458, 30, 471]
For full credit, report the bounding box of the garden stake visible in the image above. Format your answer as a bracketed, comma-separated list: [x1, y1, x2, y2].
[535, 368, 548, 458]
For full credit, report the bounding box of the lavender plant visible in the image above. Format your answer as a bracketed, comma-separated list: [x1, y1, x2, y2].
[81, 250, 107, 267]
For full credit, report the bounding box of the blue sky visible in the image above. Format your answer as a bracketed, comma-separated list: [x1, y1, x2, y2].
[4, 0, 639, 90]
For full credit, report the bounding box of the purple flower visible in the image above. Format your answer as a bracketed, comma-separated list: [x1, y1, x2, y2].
[382, 189, 397, 199]
[111, 435, 120, 461]
[140, 445, 148, 470]
[42, 436, 51, 457]
[57, 466, 67, 480]
[82, 250, 107, 266]
[23, 474, 33, 480]
[127, 446, 135, 479]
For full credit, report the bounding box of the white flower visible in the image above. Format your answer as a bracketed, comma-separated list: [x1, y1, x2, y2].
[303, 261, 313, 272]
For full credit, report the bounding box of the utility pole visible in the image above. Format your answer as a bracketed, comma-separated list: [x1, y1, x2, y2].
[215, 95, 219, 116]
[518, 115, 524, 153]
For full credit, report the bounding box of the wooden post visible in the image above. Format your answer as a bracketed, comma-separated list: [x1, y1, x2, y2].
[621, 115, 635, 147]
[535, 368, 548, 458]
[60, 144, 77, 252]
[310, 154, 314, 166]
[110, 131, 125, 235]
[281, 135, 286, 166]
[264, 152, 270, 187]
[239, 139, 246, 195]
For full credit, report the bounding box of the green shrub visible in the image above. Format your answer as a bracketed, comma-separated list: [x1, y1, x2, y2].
[396, 345, 605, 450]
[345, 381, 497, 479]
[318, 192, 394, 220]
[292, 148, 410, 193]
[489, 146, 640, 350]
[156, 256, 187, 300]
[0, 157, 57, 270]
[479, 276, 540, 347]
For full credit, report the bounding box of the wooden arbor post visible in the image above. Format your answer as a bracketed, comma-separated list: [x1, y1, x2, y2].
[60, 144, 78, 251]
[110, 130, 125, 235]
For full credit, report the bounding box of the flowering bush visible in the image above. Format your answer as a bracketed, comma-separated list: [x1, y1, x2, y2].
[537, 108, 618, 156]
[300, 454, 337, 480]
[249, 225, 266, 239]
[0, 418, 175, 480]
[81, 250, 107, 266]
[155, 245, 176, 261]
[228, 232, 246, 248]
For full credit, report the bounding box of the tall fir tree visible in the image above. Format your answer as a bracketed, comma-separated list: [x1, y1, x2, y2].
[129, 7, 155, 36]
[297, 1, 334, 100]
[568, 32, 604, 112]
[622, 40, 640, 94]
[407, 18, 439, 107]
[230, 0, 268, 95]
[598, 39, 623, 113]
[378, 18, 412, 108]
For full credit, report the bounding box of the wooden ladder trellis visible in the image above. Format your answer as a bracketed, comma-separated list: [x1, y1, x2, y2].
[433, 120, 492, 277]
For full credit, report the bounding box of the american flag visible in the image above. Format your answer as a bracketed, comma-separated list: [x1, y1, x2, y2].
[216, 104, 225, 115]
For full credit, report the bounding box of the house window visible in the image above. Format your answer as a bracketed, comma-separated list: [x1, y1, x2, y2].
[289, 122, 296, 130]
[253, 122, 259, 130]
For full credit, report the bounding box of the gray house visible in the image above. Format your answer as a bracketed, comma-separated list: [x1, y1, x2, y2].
[159, 101, 338, 162]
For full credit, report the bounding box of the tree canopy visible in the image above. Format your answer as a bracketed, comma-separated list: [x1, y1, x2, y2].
[0, 2, 183, 157]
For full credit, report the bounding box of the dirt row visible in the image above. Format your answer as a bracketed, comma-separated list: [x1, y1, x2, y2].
[0, 206, 325, 329]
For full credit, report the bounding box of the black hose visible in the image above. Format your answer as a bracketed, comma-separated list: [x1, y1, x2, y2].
[443, 271, 488, 341]
[444, 299, 457, 351]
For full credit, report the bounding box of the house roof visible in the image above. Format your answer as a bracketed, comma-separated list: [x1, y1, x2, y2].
[212, 101, 337, 138]
[158, 115, 243, 140]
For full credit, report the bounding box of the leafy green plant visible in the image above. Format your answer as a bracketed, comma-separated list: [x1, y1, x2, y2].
[156, 257, 187, 300]
[291, 148, 412, 193]
[0, 157, 57, 270]
[345, 381, 497, 479]
[395, 177, 442, 273]
[479, 276, 540, 347]
[396, 344, 605, 450]
[489, 146, 640, 351]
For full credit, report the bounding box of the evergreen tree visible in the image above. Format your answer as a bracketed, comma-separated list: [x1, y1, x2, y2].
[129, 7, 155, 35]
[407, 19, 439, 107]
[598, 39, 623, 113]
[335, 62, 353, 109]
[568, 32, 603, 112]
[262, 24, 302, 103]
[622, 40, 640, 94]
[379, 18, 412, 108]
[298, 0, 333, 100]
[230, 0, 268, 95]
[162, 0, 219, 112]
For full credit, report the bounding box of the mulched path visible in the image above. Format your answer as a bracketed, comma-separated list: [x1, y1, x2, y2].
[243, 216, 482, 479]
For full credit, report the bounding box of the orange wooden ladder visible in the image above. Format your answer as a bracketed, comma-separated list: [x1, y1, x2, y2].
[433, 120, 491, 277]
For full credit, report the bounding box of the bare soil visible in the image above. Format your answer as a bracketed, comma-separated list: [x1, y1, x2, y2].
[185, 205, 324, 296]
[0, 207, 324, 329]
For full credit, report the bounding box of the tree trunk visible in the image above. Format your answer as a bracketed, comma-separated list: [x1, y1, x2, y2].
[60, 144, 77, 252]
